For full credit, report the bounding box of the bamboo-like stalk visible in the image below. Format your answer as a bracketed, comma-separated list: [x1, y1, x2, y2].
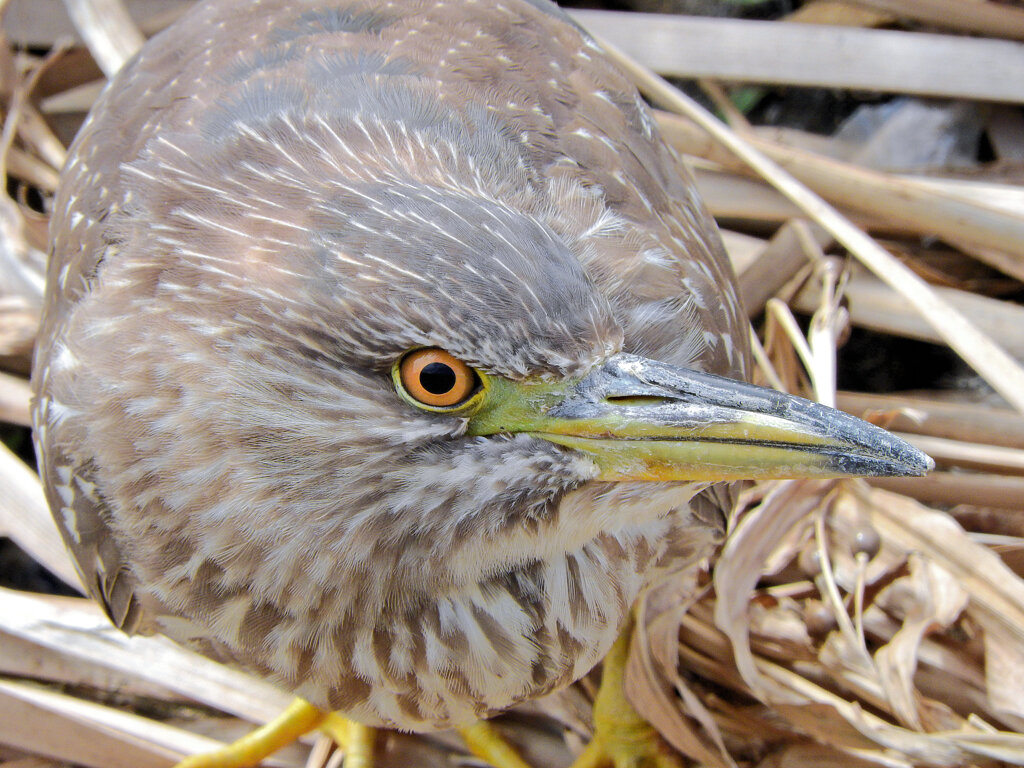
[60, 0, 144, 78]
[7, 146, 61, 192]
[792, 270, 1024, 359]
[0, 588, 295, 725]
[785, 1, 893, 27]
[736, 220, 831, 317]
[572, 10, 1024, 102]
[17, 102, 68, 172]
[0, 678, 237, 768]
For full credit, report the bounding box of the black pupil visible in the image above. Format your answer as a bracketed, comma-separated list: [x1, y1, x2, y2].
[420, 362, 457, 395]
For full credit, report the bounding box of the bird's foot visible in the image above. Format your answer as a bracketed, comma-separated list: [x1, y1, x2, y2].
[569, 714, 681, 768]
[458, 623, 681, 768]
[319, 713, 376, 768]
[174, 698, 375, 768]
[569, 628, 683, 768]
[458, 721, 534, 768]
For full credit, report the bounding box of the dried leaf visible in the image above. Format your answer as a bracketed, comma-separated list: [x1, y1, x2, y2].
[872, 555, 968, 729]
[714, 479, 838, 700]
[628, 575, 736, 768]
[985, 623, 1024, 724]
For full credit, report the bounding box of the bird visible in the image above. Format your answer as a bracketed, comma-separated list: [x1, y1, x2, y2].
[31, 0, 931, 766]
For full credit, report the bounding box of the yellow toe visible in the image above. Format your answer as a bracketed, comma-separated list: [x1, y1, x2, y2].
[319, 713, 376, 768]
[174, 698, 378, 768]
[570, 625, 683, 768]
[458, 720, 533, 768]
[175, 699, 325, 768]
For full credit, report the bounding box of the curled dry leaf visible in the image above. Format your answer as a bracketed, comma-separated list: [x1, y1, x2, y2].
[714, 479, 841, 701]
[986, 625, 1024, 727]
[871, 555, 968, 730]
[866, 488, 1024, 727]
[627, 571, 736, 768]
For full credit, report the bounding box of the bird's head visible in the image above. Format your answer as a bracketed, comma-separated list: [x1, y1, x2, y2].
[67, 106, 931, 618]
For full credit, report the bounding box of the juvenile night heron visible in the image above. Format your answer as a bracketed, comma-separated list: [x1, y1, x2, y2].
[32, 0, 931, 766]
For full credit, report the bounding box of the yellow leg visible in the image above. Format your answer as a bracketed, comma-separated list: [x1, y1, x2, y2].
[175, 698, 377, 768]
[569, 624, 683, 768]
[454, 620, 679, 768]
[458, 721, 533, 768]
[320, 713, 377, 768]
[175, 698, 325, 768]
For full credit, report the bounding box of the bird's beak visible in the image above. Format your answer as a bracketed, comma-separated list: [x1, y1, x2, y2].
[467, 353, 933, 481]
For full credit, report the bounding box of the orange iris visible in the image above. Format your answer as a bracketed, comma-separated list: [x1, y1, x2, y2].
[399, 349, 478, 407]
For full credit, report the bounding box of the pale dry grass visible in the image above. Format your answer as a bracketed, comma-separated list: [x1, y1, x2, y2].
[1, 1, 1023, 766]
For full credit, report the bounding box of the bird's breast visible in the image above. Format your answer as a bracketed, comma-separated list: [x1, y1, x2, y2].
[160, 510, 709, 731]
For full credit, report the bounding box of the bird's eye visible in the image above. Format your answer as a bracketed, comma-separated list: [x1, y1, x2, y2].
[397, 348, 480, 409]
